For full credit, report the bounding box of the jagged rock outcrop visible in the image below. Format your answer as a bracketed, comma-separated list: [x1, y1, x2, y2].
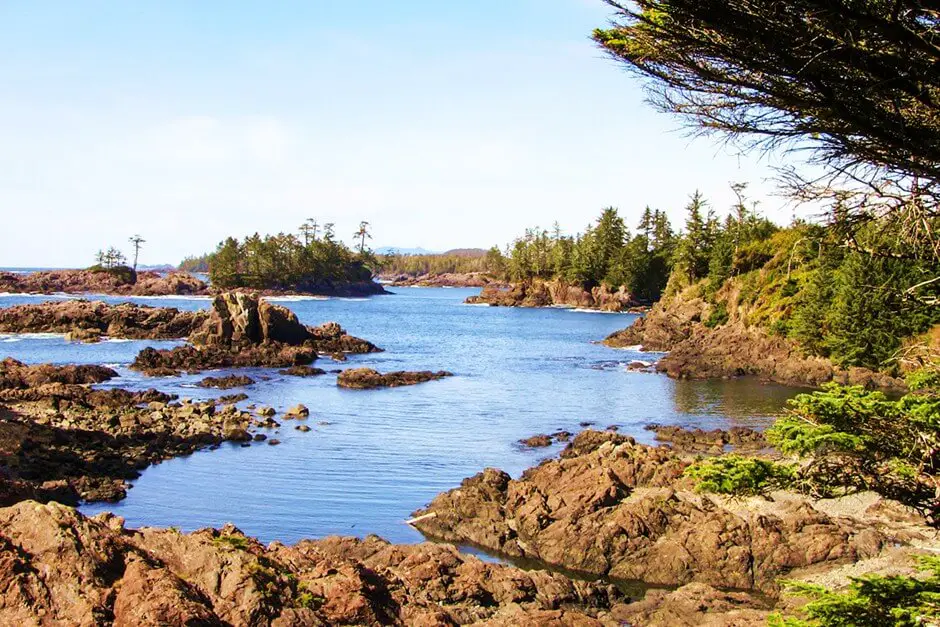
[0, 268, 208, 296]
[0, 299, 207, 340]
[131, 293, 380, 375]
[337, 368, 453, 389]
[411, 431, 922, 594]
[466, 279, 637, 312]
[0, 501, 625, 626]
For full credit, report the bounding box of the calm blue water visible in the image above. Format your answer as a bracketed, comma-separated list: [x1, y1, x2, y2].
[0, 288, 799, 544]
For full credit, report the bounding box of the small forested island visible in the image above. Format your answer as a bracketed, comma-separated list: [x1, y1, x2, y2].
[203, 227, 386, 296]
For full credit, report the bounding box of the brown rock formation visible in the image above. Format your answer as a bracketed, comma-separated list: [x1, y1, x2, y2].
[337, 368, 453, 389]
[197, 374, 255, 389]
[603, 293, 905, 389]
[0, 500, 625, 625]
[382, 272, 509, 288]
[411, 431, 911, 594]
[466, 279, 637, 312]
[0, 268, 208, 296]
[646, 424, 767, 455]
[0, 299, 207, 340]
[131, 293, 380, 375]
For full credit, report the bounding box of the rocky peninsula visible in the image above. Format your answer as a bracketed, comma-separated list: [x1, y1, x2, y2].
[0, 268, 208, 296]
[466, 279, 638, 312]
[0, 267, 389, 298]
[411, 429, 936, 622]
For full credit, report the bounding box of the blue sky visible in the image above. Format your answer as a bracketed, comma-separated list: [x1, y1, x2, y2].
[0, 0, 798, 267]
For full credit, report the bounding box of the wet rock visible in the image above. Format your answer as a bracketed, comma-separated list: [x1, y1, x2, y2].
[196, 374, 255, 389]
[337, 368, 453, 389]
[0, 358, 117, 401]
[257, 406, 276, 417]
[253, 433, 267, 442]
[284, 404, 309, 419]
[295, 425, 311, 433]
[647, 424, 767, 454]
[0, 502, 624, 625]
[519, 434, 553, 448]
[267, 439, 281, 446]
[218, 392, 249, 404]
[411, 430, 897, 594]
[278, 365, 326, 377]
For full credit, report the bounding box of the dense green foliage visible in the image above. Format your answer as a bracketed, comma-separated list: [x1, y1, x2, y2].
[770, 556, 940, 627]
[666, 213, 940, 372]
[767, 381, 938, 521]
[378, 250, 493, 277]
[207, 231, 373, 290]
[178, 254, 210, 273]
[684, 455, 794, 497]
[502, 206, 677, 302]
[688, 368, 938, 523]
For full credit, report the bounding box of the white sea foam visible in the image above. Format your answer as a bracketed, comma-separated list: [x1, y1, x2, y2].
[567, 308, 628, 314]
[337, 297, 369, 302]
[129, 294, 212, 302]
[0, 332, 66, 340]
[608, 344, 644, 351]
[265, 295, 330, 302]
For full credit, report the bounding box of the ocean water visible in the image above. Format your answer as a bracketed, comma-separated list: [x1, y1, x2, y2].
[0, 287, 799, 545]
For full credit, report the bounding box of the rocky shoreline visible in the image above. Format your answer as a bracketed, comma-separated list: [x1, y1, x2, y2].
[411, 429, 936, 621]
[0, 299, 207, 341]
[603, 290, 906, 389]
[379, 271, 508, 288]
[0, 289, 931, 625]
[466, 279, 640, 312]
[0, 268, 389, 298]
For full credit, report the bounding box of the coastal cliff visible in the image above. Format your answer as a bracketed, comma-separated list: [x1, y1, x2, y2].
[604, 283, 906, 389]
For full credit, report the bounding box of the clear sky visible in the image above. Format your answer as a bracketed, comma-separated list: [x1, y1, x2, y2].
[0, 0, 797, 267]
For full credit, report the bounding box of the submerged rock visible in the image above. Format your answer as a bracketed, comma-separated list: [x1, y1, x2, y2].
[196, 374, 255, 389]
[278, 365, 327, 377]
[337, 368, 453, 389]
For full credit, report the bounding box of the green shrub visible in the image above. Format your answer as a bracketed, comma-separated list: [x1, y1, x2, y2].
[684, 455, 795, 496]
[768, 383, 939, 520]
[213, 534, 250, 550]
[704, 302, 729, 328]
[769, 555, 940, 626]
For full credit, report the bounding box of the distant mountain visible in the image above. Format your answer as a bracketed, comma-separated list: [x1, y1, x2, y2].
[374, 246, 438, 255]
[441, 248, 487, 258]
